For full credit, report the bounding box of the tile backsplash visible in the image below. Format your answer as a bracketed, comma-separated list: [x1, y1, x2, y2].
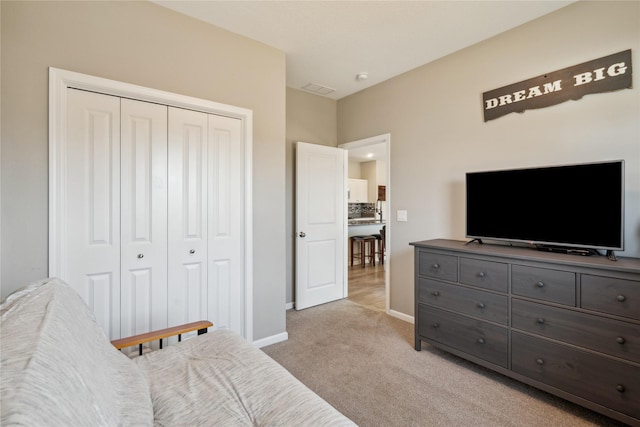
[348, 203, 375, 219]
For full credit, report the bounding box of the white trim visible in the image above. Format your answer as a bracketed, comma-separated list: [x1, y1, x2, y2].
[340, 133, 390, 150]
[242, 104, 254, 343]
[252, 331, 288, 348]
[389, 309, 414, 324]
[285, 302, 294, 310]
[342, 148, 349, 299]
[49, 67, 253, 341]
[339, 133, 391, 313]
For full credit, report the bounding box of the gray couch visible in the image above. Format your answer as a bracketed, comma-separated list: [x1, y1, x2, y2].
[1, 278, 355, 426]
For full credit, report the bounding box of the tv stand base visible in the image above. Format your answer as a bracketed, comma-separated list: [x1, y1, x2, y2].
[464, 238, 483, 245]
[535, 245, 601, 257]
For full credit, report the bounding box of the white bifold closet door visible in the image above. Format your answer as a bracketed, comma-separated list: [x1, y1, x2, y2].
[166, 108, 245, 331]
[63, 88, 244, 340]
[120, 98, 169, 339]
[66, 89, 123, 338]
[167, 107, 208, 328]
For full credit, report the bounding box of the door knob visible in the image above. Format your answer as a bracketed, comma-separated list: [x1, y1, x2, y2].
[299, 232, 306, 238]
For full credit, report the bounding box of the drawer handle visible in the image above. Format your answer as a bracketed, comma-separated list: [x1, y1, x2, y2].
[536, 281, 545, 288]
[616, 337, 626, 345]
[431, 291, 440, 297]
[432, 323, 440, 329]
[137, 253, 144, 259]
[478, 272, 486, 278]
[477, 338, 485, 344]
[536, 358, 544, 366]
[616, 294, 626, 302]
[432, 263, 440, 269]
[536, 318, 545, 325]
[616, 384, 626, 393]
[476, 302, 486, 309]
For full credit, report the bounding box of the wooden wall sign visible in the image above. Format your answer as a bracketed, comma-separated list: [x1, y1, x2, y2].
[483, 49, 632, 122]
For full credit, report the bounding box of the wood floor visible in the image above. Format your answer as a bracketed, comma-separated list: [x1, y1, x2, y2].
[347, 263, 385, 311]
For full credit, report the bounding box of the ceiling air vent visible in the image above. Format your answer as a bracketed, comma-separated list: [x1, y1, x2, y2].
[301, 82, 335, 96]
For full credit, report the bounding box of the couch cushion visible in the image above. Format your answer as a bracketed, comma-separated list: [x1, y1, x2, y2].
[1, 278, 153, 426]
[136, 329, 355, 426]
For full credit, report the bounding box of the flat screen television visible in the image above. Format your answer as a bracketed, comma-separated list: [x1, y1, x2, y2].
[465, 160, 624, 254]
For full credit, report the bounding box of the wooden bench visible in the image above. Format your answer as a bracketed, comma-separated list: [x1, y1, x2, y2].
[111, 320, 213, 355]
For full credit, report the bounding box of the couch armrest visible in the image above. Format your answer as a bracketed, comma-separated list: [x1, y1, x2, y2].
[111, 321, 213, 354]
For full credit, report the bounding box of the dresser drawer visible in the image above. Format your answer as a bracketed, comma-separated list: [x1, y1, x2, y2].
[512, 332, 640, 420]
[582, 274, 640, 321]
[418, 305, 508, 368]
[459, 258, 508, 292]
[418, 251, 457, 282]
[418, 278, 508, 325]
[512, 265, 575, 306]
[512, 299, 640, 363]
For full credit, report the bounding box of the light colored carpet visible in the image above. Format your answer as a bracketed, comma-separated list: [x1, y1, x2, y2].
[262, 299, 626, 427]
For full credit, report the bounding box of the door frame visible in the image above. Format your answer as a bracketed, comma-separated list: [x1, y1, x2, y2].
[339, 133, 391, 313]
[48, 67, 254, 341]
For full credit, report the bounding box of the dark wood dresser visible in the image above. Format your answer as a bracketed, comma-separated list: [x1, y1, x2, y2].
[411, 239, 640, 426]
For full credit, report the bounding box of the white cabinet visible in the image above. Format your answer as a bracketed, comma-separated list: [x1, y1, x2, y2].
[348, 178, 368, 203]
[56, 88, 245, 341]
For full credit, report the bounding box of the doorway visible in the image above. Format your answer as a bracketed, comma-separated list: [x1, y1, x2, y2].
[339, 134, 390, 313]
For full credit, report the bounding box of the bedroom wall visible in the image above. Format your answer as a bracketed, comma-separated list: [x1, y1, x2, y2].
[337, 1, 640, 318]
[0, 1, 287, 341]
[285, 88, 337, 305]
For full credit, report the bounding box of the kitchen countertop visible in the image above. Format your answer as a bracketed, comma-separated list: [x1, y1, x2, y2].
[348, 219, 386, 226]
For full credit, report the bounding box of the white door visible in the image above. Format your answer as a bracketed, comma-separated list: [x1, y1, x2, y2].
[167, 107, 209, 327]
[207, 115, 245, 333]
[65, 89, 122, 338]
[295, 142, 347, 310]
[120, 99, 169, 338]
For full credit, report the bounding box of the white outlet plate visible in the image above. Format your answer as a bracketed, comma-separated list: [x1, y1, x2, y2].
[397, 210, 407, 222]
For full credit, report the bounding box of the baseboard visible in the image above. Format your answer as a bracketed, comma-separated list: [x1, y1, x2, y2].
[389, 309, 414, 324]
[253, 331, 288, 348]
[285, 302, 294, 310]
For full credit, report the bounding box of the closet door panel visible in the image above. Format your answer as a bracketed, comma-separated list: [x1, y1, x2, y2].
[168, 107, 208, 328]
[120, 99, 169, 338]
[66, 89, 121, 339]
[208, 115, 244, 333]
[84, 273, 117, 336]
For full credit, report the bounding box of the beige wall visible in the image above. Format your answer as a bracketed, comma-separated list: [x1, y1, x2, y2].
[1, 1, 287, 340]
[285, 88, 337, 304]
[338, 1, 640, 317]
[361, 161, 376, 202]
[348, 161, 362, 178]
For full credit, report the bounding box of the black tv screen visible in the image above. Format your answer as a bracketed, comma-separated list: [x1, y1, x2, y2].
[466, 160, 624, 251]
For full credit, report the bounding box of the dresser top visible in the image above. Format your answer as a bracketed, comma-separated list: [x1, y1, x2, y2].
[410, 239, 640, 275]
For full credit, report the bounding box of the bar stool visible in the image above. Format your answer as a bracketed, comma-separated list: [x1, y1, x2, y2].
[350, 235, 376, 268]
[379, 225, 386, 264]
[371, 228, 385, 265]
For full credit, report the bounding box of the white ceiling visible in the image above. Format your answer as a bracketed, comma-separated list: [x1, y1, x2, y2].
[153, 0, 574, 100]
[347, 143, 387, 163]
